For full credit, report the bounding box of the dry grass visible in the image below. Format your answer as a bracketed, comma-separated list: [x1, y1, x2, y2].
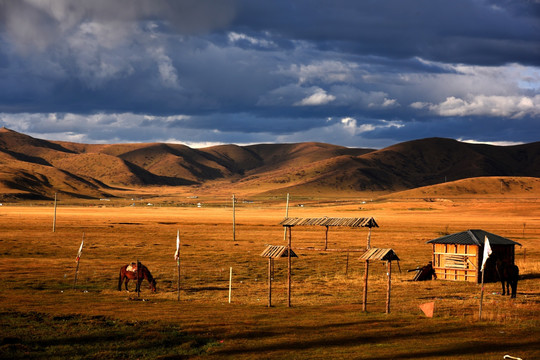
[0, 197, 539, 359]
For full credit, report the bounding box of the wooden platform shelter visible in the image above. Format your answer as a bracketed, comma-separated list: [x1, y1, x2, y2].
[277, 216, 378, 307]
[427, 230, 521, 283]
[280, 217, 379, 250]
[261, 245, 298, 307]
[360, 248, 400, 314]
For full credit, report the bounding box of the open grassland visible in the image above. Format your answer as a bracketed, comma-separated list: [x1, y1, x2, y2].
[0, 196, 539, 359]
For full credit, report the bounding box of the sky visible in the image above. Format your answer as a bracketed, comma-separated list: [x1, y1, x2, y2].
[0, 0, 539, 149]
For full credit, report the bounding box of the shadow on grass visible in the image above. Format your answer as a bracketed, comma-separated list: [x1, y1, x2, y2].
[0, 311, 218, 359]
[364, 340, 536, 360]
[520, 272, 540, 280]
[214, 318, 537, 359]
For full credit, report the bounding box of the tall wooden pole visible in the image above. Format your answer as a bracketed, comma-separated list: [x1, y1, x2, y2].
[53, 192, 57, 232]
[324, 226, 329, 250]
[345, 251, 349, 277]
[479, 266, 486, 320]
[228, 267, 233, 303]
[362, 260, 369, 312]
[287, 226, 292, 308]
[175, 229, 181, 301]
[177, 258, 180, 301]
[386, 261, 392, 314]
[268, 258, 272, 307]
[73, 261, 80, 289]
[232, 194, 236, 242]
[283, 193, 290, 242]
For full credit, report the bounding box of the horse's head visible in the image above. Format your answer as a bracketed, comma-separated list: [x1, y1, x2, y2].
[149, 278, 157, 293]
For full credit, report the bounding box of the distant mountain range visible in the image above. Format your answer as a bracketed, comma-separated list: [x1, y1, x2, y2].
[1, 127, 539, 200]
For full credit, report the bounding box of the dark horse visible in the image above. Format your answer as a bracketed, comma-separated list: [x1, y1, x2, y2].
[118, 262, 157, 293]
[496, 260, 519, 298]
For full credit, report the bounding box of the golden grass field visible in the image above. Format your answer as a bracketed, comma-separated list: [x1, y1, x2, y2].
[0, 194, 539, 359]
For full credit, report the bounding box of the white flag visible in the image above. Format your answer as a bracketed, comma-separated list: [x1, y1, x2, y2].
[480, 236, 492, 272]
[75, 238, 84, 262]
[174, 230, 180, 261]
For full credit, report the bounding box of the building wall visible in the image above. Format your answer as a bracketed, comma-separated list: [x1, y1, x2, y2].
[432, 243, 516, 283]
[432, 243, 478, 282]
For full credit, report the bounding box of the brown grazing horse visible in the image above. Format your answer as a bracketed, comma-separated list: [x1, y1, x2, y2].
[118, 262, 157, 293]
[496, 260, 519, 298]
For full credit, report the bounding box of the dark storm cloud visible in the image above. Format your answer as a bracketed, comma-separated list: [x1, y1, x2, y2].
[234, 0, 540, 66]
[0, 0, 538, 147]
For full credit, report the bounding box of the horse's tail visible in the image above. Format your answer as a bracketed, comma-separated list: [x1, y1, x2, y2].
[118, 266, 124, 291]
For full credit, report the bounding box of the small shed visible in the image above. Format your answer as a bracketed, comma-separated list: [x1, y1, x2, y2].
[261, 245, 298, 307]
[427, 229, 521, 283]
[359, 248, 400, 314]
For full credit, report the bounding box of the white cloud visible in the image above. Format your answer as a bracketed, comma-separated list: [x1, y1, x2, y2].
[338, 117, 403, 136]
[418, 95, 540, 118]
[227, 32, 276, 48]
[149, 47, 181, 89]
[369, 97, 399, 109]
[295, 88, 336, 106]
[289, 60, 359, 85]
[458, 139, 524, 146]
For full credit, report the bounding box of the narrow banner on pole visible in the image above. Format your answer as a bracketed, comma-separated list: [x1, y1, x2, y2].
[75, 237, 84, 262]
[481, 236, 492, 272]
[174, 230, 180, 261]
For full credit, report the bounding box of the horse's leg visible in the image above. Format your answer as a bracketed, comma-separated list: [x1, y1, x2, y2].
[125, 278, 130, 291]
[501, 280, 506, 295]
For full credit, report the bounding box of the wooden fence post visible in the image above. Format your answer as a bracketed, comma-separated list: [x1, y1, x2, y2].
[53, 192, 57, 232]
[386, 260, 392, 314]
[232, 194, 236, 242]
[363, 260, 369, 312]
[287, 227, 292, 308]
[268, 258, 272, 307]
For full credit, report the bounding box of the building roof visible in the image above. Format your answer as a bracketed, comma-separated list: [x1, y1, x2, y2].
[360, 248, 400, 261]
[427, 230, 521, 246]
[280, 217, 378, 228]
[261, 245, 298, 259]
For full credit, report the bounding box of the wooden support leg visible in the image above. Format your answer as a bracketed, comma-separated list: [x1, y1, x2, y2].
[363, 260, 369, 312]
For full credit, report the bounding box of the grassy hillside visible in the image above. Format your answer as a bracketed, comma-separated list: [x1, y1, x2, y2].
[1, 128, 539, 200]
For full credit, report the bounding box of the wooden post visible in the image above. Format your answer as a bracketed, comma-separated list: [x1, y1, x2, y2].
[345, 251, 349, 277]
[366, 226, 372, 249]
[324, 225, 329, 250]
[283, 193, 290, 242]
[176, 229, 181, 301]
[362, 260, 369, 312]
[53, 192, 57, 232]
[232, 194, 236, 242]
[177, 258, 181, 301]
[268, 258, 272, 307]
[479, 266, 485, 320]
[287, 226, 292, 308]
[386, 260, 392, 314]
[73, 261, 80, 289]
[229, 267, 233, 303]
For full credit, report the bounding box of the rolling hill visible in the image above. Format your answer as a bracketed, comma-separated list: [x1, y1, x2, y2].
[0, 127, 539, 200]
